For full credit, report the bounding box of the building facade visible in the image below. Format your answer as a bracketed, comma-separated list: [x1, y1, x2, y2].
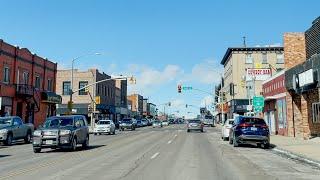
[262, 71, 287, 135]
[127, 94, 143, 117]
[115, 79, 128, 121]
[284, 17, 320, 139]
[219, 47, 284, 119]
[56, 69, 116, 123]
[0, 40, 60, 128]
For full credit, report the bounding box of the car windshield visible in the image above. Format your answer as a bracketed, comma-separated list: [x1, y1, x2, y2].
[242, 118, 266, 125]
[122, 120, 132, 123]
[189, 120, 201, 123]
[43, 117, 74, 128]
[98, 121, 110, 125]
[205, 115, 212, 119]
[0, 118, 11, 125]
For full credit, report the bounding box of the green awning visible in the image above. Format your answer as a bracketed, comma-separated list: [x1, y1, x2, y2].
[41, 91, 62, 104]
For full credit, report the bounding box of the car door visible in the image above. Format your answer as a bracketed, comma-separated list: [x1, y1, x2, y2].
[76, 116, 86, 143]
[12, 118, 23, 139]
[74, 117, 83, 143]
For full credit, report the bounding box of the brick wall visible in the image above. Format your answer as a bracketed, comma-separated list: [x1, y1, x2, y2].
[283, 33, 306, 69]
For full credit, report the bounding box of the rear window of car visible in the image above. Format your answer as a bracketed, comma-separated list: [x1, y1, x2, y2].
[122, 120, 132, 123]
[189, 120, 200, 123]
[98, 121, 110, 125]
[241, 118, 266, 125]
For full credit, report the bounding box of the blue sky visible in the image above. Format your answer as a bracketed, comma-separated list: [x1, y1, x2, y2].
[0, 0, 319, 117]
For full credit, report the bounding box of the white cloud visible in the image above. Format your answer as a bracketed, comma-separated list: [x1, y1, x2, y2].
[127, 64, 183, 95]
[200, 95, 214, 107]
[180, 59, 222, 85]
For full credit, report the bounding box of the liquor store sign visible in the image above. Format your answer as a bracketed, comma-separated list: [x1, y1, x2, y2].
[246, 68, 272, 81]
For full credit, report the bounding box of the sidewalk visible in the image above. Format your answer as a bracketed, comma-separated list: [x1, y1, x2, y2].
[270, 135, 320, 165]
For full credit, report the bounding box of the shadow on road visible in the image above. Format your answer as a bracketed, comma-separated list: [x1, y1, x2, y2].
[0, 155, 11, 158]
[233, 143, 277, 150]
[41, 145, 106, 153]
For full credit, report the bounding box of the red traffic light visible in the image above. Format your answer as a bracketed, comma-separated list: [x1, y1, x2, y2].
[178, 85, 182, 93]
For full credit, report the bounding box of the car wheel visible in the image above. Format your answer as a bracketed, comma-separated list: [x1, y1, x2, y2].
[24, 131, 32, 144]
[223, 137, 228, 141]
[71, 137, 77, 151]
[94, 133, 97, 135]
[5, 133, 13, 146]
[113, 130, 116, 135]
[82, 136, 89, 149]
[262, 142, 270, 149]
[201, 129, 204, 133]
[229, 135, 233, 145]
[233, 135, 239, 147]
[33, 147, 41, 153]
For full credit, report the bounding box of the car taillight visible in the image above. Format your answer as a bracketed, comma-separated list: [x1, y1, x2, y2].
[261, 124, 268, 129]
[238, 123, 251, 128]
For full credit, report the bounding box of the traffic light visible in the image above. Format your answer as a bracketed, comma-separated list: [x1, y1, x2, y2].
[168, 102, 171, 106]
[178, 84, 182, 93]
[222, 92, 226, 102]
[88, 104, 93, 113]
[185, 104, 188, 108]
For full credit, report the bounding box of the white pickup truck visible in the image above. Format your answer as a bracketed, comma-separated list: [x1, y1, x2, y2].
[0, 116, 34, 145]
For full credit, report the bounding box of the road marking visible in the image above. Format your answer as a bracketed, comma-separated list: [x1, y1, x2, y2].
[174, 134, 178, 137]
[151, 152, 160, 159]
[167, 140, 172, 144]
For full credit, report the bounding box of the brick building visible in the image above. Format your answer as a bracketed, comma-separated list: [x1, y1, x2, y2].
[56, 69, 116, 123]
[127, 94, 143, 117]
[262, 71, 287, 135]
[0, 40, 60, 127]
[284, 17, 320, 139]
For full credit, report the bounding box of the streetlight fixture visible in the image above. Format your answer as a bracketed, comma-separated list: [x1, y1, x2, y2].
[68, 52, 102, 113]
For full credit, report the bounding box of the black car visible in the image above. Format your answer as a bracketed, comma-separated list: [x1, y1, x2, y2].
[119, 118, 136, 131]
[229, 116, 270, 149]
[32, 115, 89, 153]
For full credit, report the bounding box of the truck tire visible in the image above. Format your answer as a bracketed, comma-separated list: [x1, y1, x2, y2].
[5, 133, 13, 146]
[24, 131, 32, 144]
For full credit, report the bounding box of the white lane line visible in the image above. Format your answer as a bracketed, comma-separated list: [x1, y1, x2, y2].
[151, 152, 160, 159]
[167, 140, 172, 144]
[174, 134, 178, 137]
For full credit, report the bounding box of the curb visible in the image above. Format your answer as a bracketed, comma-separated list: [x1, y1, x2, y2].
[271, 147, 320, 169]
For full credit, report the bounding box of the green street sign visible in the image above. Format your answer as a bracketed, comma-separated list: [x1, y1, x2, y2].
[182, 86, 193, 90]
[253, 96, 264, 107]
[254, 106, 263, 112]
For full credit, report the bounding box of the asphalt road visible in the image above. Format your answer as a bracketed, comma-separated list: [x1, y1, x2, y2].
[0, 125, 320, 180]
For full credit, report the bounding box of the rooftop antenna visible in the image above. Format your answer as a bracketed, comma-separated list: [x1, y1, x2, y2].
[243, 36, 247, 47]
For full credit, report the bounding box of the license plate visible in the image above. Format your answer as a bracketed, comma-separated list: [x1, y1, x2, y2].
[251, 127, 257, 131]
[192, 124, 198, 127]
[46, 140, 53, 144]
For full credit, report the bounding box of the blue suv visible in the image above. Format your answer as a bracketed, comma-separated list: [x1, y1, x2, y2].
[229, 116, 270, 149]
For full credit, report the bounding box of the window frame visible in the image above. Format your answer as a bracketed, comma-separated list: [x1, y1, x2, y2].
[3, 66, 10, 84]
[62, 81, 71, 95]
[35, 75, 41, 89]
[78, 81, 88, 95]
[262, 52, 268, 64]
[276, 53, 284, 64]
[245, 53, 253, 64]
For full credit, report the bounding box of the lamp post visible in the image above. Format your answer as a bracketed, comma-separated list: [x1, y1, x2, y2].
[68, 52, 101, 113]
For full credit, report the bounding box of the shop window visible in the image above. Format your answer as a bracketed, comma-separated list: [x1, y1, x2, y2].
[245, 53, 253, 64]
[62, 81, 71, 95]
[35, 75, 41, 89]
[312, 102, 320, 123]
[262, 53, 268, 64]
[48, 79, 53, 91]
[276, 53, 284, 64]
[3, 67, 10, 83]
[79, 81, 88, 95]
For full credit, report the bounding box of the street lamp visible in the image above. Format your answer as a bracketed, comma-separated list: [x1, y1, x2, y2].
[68, 52, 102, 113]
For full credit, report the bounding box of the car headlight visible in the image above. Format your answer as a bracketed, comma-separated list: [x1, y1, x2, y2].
[0, 129, 8, 133]
[33, 130, 42, 136]
[59, 130, 71, 136]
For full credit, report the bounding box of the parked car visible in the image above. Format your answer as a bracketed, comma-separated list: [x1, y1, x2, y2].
[161, 120, 169, 126]
[187, 119, 204, 132]
[152, 120, 163, 128]
[229, 116, 270, 148]
[32, 115, 89, 153]
[94, 120, 116, 135]
[203, 115, 214, 127]
[147, 119, 152, 126]
[136, 120, 143, 128]
[0, 116, 34, 146]
[141, 119, 148, 127]
[221, 119, 234, 141]
[169, 119, 175, 124]
[120, 118, 136, 131]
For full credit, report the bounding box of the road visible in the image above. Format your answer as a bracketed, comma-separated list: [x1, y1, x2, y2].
[0, 125, 320, 180]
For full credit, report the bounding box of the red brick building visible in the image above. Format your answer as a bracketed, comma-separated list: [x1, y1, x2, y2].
[0, 40, 61, 128]
[263, 71, 287, 136]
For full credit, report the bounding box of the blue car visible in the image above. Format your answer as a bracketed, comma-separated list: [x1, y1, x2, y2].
[229, 116, 270, 149]
[136, 120, 143, 128]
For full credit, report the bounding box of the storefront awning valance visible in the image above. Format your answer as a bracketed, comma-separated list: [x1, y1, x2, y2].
[41, 91, 62, 104]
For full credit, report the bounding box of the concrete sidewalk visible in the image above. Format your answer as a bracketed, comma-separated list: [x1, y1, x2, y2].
[271, 135, 320, 165]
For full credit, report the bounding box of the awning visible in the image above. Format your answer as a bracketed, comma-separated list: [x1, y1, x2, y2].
[41, 91, 62, 104]
[264, 93, 286, 101]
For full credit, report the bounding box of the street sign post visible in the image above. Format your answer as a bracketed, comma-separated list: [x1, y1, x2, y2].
[253, 96, 264, 112]
[182, 86, 193, 90]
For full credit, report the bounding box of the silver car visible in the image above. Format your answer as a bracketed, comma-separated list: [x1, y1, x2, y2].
[187, 119, 204, 132]
[93, 120, 116, 135]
